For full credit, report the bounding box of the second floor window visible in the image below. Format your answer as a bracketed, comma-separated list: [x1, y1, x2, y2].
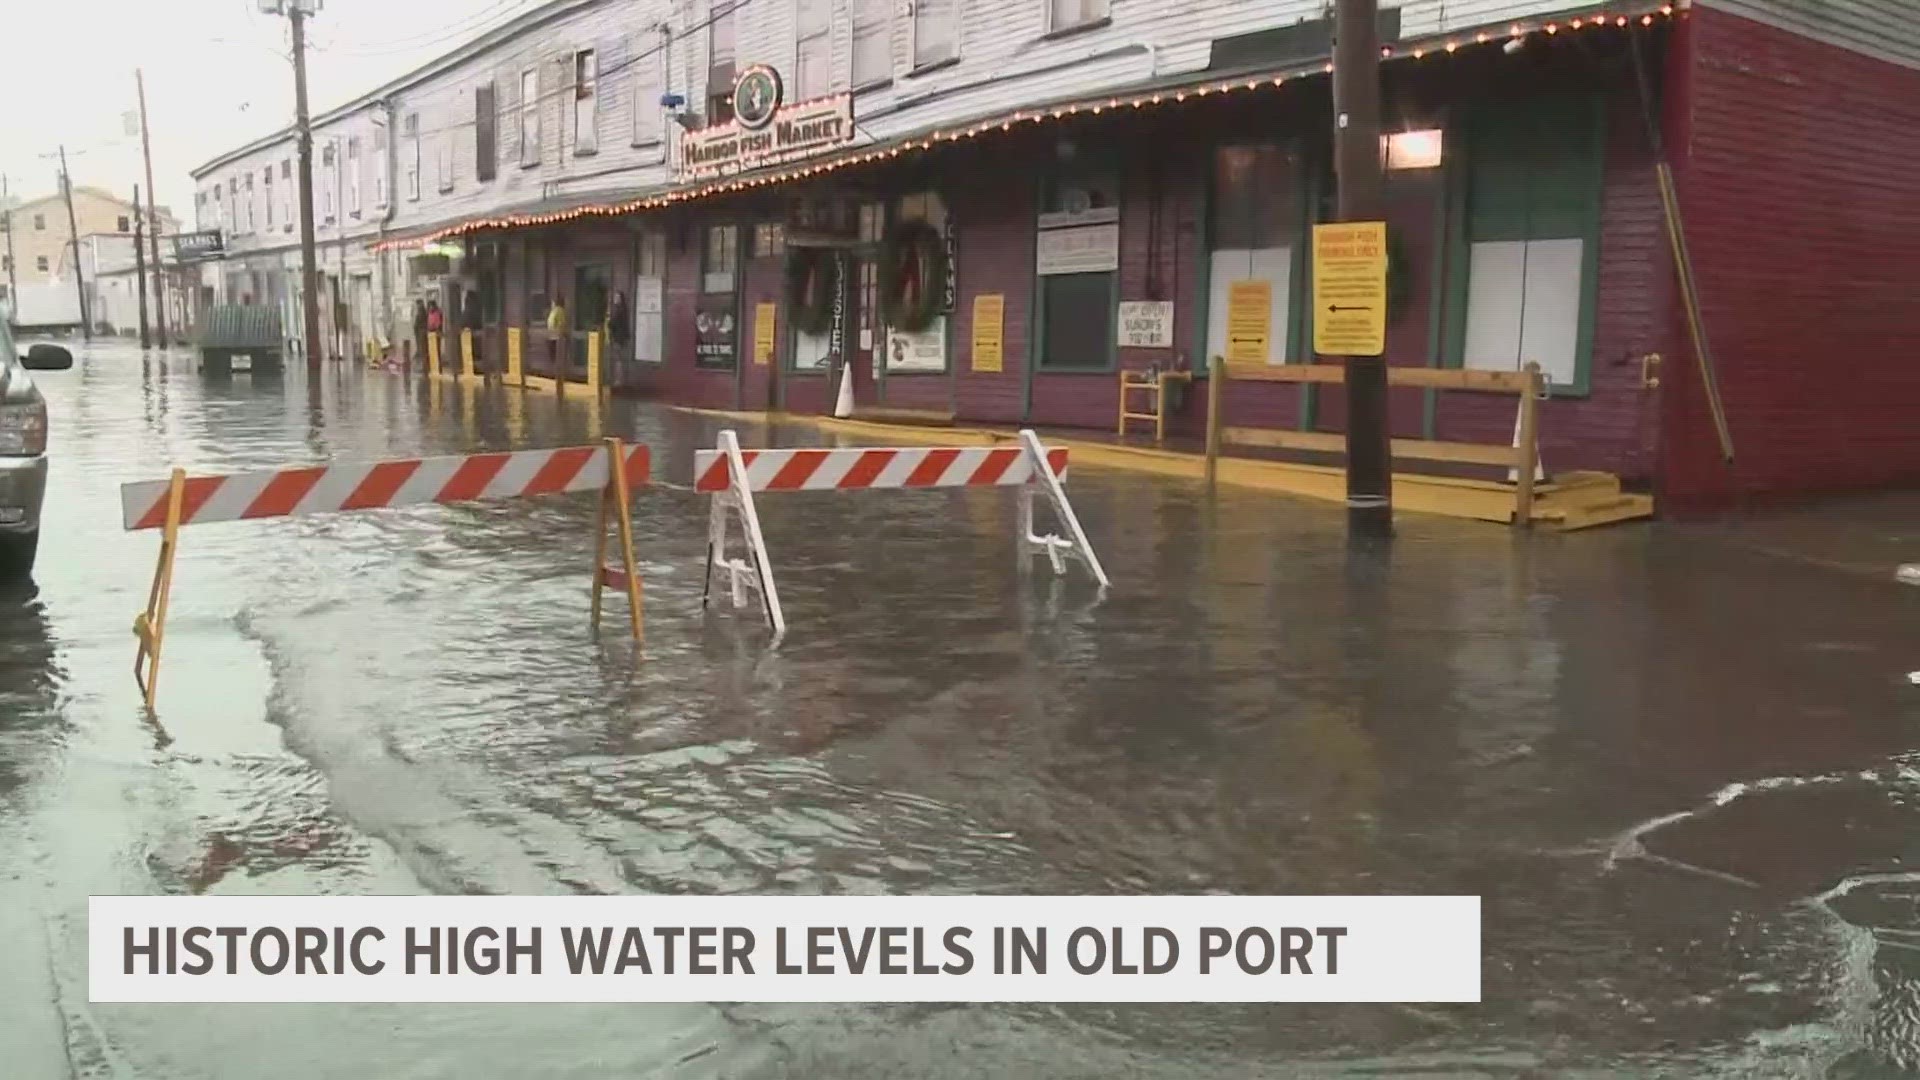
[437, 123, 455, 193]
[320, 144, 335, 220]
[852, 0, 889, 86]
[117, 215, 131, 233]
[914, 0, 958, 67]
[246, 173, 258, 231]
[281, 159, 293, 225]
[404, 114, 421, 199]
[348, 137, 362, 214]
[372, 129, 389, 207]
[33, 213, 44, 231]
[632, 38, 664, 144]
[475, 82, 498, 181]
[519, 68, 540, 166]
[263, 169, 273, 228]
[573, 50, 598, 154]
[796, 0, 830, 100]
[1048, 0, 1109, 32]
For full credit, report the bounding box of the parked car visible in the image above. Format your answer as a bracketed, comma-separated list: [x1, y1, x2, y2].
[0, 318, 73, 575]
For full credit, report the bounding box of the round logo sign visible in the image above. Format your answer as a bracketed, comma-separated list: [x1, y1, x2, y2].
[732, 65, 783, 130]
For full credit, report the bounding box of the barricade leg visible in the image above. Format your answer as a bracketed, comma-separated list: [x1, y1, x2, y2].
[1017, 429, 1110, 589]
[700, 429, 785, 638]
[132, 468, 186, 710]
[590, 436, 645, 642]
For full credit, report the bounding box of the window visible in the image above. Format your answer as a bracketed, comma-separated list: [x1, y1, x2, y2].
[37, 256, 49, 272]
[1, 256, 8, 272]
[263, 168, 274, 228]
[117, 215, 131, 233]
[475, 82, 498, 181]
[1048, 0, 1109, 32]
[913, 0, 957, 68]
[711, 3, 736, 67]
[852, 0, 890, 86]
[348, 137, 362, 214]
[796, 0, 831, 99]
[519, 68, 540, 166]
[437, 122, 454, 193]
[702, 224, 738, 293]
[634, 231, 667, 363]
[319, 144, 334, 221]
[1206, 144, 1299, 366]
[632, 39, 664, 145]
[1451, 96, 1604, 390]
[404, 113, 421, 199]
[572, 50, 598, 155]
[34, 213, 44, 231]
[280, 159, 293, 227]
[1036, 171, 1119, 370]
[246, 173, 259, 231]
[753, 223, 786, 257]
[371, 128, 388, 207]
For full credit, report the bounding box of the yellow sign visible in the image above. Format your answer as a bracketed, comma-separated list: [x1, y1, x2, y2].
[1225, 280, 1272, 364]
[971, 294, 1004, 373]
[1312, 221, 1388, 356]
[754, 302, 777, 365]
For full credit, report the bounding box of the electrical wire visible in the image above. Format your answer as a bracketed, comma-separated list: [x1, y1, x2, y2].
[308, 0, 539, 58]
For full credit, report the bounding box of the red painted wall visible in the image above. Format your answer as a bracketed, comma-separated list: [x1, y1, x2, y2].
[1664, 8, 1920, 504]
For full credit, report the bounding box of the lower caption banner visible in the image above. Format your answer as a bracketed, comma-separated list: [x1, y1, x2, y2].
[91, 895, 1479, 1003]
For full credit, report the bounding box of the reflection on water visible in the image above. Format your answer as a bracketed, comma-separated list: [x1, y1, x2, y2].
[0, 341, 1918, 1077]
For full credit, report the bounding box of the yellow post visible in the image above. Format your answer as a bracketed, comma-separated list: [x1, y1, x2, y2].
[586, 330, 603, 395]
[1514, 361, 1542, 527]
[1205, 355, 1224, 489]
[506, 327, 524, 387]
[1116, 370, 1128, 436]
[427, 331, 442, 380]
[460, 328, 478, 383]
[132, 468, 186, 711]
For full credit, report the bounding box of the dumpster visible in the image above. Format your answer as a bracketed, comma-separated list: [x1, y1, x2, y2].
[196, 305, 284, 377]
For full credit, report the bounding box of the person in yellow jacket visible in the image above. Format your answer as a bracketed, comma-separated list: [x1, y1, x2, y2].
[545, 294, 569, 371]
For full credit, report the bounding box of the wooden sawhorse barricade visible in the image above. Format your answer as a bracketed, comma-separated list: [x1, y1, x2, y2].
[1203, 358, 1547, 525]
[120, 439, 650, 710]
[691, 429, 1109, 640]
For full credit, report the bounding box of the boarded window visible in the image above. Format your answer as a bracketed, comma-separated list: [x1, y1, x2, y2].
[1454, 95, 1604, 388]
[632, 39, 664, 144]
[475, 82, 498, 181]
[519, 68, 540, 166]
[796, 0, 831, 99]
[913, 0, 958, 67]
[573, 50, 598, 155]
[1048, 0, 1109, 32]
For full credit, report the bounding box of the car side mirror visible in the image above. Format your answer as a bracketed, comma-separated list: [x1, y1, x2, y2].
[22, 344, 73, 371]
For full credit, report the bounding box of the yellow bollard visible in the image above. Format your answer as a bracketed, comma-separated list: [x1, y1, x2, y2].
[506, 327, 524, 387]
[586, 330, 603, 395]
[427, 332, 442, 380]
[460, 328, 478, 383]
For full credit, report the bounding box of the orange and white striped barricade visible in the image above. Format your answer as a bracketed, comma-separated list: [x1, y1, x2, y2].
[692, 427, 1108, 638]
[120, 439, 650, 710]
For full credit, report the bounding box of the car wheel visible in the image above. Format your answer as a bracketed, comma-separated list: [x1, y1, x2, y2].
[0, 531, 38, 576]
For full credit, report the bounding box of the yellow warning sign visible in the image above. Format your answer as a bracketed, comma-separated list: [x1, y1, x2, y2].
[971, 294, 1005, 373]
[753, 302, 777, 365]
[1224, 280, 1272, 364]
[1311, 221, 1388, 357]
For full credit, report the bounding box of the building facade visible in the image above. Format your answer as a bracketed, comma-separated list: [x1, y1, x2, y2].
[2, 187, 176, 287]
[190, 0, 1920, 508]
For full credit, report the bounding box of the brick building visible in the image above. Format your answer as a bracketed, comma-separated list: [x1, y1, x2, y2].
[190, 0, 1920, 508]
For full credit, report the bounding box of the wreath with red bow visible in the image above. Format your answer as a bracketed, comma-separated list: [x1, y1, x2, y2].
[878, 219, 948, 334]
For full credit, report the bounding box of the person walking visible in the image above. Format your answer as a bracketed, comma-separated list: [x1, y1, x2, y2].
[606, 290, 631, 388]
[545, 293, 569, 374]
[410, 298, 428, 371]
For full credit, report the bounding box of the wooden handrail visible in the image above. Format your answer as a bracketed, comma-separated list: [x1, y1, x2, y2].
[1221, 362, 1535, 395]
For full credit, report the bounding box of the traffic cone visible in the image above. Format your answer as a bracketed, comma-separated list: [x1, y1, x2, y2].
[833, 359, 855, 418]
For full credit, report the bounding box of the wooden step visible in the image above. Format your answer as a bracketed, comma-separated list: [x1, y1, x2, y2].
[1544, 493, 1655, 531]
[854, 407, 956, 427]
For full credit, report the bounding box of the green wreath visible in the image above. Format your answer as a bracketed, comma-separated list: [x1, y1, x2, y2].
[785, 248, 836, 335]
[878, 219, 948, 333]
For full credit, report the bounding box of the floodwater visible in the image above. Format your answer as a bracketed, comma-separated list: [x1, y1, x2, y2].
[3, 339, 1919, 1078]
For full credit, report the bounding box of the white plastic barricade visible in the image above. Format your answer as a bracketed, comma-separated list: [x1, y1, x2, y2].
[693, 428, 1108, 637]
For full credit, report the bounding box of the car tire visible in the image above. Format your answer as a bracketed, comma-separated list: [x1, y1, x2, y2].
[0, 531, 38, 576]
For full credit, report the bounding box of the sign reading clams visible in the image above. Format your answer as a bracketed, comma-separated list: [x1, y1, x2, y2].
[1311, 222, 1389, 356]
[679, 65, 855, 181]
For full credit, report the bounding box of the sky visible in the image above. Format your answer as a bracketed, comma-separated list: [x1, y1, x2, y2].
[0, 0, 548, 228]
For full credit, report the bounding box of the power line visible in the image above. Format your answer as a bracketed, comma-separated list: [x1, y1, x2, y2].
[308, 0, 536, 58]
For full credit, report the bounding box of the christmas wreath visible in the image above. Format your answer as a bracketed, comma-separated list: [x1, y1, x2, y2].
[785, 248, 836, 335]
[878, 219, 948, 333]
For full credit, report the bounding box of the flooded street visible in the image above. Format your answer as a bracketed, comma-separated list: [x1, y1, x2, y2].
[4, 339, 1919, 1078]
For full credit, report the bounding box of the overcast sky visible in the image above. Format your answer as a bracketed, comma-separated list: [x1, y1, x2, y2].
[1, 0, 546, 226]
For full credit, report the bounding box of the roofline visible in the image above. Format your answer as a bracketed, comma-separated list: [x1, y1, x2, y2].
[190, 0, 603, 180]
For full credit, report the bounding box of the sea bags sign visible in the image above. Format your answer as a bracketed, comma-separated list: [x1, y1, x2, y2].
[679, 67, 855, 181]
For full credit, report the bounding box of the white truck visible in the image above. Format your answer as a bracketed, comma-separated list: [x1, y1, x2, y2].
[2, 282, 85, 335]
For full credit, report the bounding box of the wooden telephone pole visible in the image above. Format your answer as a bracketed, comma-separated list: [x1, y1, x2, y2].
[137, 69, 169, 348]
[1332, 0, 1393, 538]
[265, 0, 326, 376]
[58, 146, 92, 342]
[134, 185, 152, 348]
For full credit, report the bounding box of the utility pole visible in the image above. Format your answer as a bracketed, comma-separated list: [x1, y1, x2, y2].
[137, 69, 169, 348]
[1332, 0, 1392, 538]
[134, 185, 152, 348]
[279, 0, 324, 377]
[58, 146, 92, 342]
[1, 176, 18, 314]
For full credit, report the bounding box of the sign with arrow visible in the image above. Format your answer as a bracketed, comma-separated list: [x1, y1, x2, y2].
[1312, 221, 1388, 357]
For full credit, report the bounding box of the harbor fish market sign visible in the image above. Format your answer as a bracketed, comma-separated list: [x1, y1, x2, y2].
[678, 79, 854, 182]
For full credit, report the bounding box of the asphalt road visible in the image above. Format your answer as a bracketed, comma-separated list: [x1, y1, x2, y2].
[2, 340, 1918, 1078]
